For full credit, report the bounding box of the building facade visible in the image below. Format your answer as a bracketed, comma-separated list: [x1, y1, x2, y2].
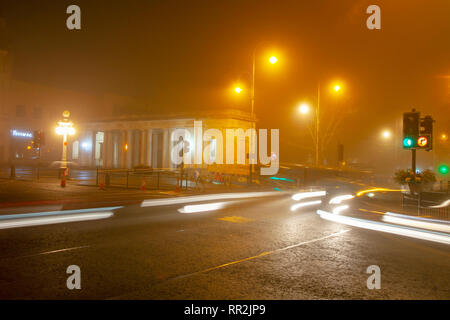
[73, 110, 255, 173]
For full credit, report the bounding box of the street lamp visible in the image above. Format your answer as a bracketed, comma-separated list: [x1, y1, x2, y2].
[381, 130, 392, 139]
[299, 81, 345, 167]
[55, 110, 75, 175]
[298, 103, 310, 115]
[248, 49, 279, 184]
[234, 87, 242, 94]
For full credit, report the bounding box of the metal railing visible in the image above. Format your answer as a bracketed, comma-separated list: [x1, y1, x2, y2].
[402, 192, 449, 219]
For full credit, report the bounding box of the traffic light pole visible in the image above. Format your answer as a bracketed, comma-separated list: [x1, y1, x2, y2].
[37, 144, 41, 181]
[411, 149, 416, 176]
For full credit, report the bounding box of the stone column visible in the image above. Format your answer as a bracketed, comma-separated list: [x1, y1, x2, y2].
[127, 129, 133, 169]
[120, 130, 127, 169]
[146, 129, 152, 167]
[140, 130, 145, 166]
[162, 129, 169, 169]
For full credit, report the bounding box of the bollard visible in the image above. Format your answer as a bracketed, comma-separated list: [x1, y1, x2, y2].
[99, 173, 105, 190]
[175, 176, 180, 193]
[10, 165, 15, 179]
[141, 177, 146, 191]
[60, 168, 66, 188]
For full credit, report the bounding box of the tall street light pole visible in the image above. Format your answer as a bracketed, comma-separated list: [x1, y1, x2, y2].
[249, 49, 256, 185]
[248, 49, 278, 184]
[315, 81, 320, 168]
[56, 110, 75, 187]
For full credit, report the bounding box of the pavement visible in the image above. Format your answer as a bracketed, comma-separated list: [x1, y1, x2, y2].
[0, 179, 448, 299]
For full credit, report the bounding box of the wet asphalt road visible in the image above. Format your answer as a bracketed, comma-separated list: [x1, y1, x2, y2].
[0, 183, 449, 300]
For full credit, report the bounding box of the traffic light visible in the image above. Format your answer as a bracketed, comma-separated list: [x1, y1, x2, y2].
[403, 137, 414, 148]
[33, 130, 45, 147]
[403, 111, 420, 149]
[418, 115, 433, 151]
[439, 164, 449, 175]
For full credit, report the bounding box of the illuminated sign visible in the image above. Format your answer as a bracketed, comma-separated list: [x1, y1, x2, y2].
[417, 136, 428, 147]
[11, 130, 33, 138]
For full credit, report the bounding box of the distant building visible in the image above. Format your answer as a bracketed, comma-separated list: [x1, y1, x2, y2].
[75, 110, 254, 174]
[0, 49, 255, 173]
[0, 49, 139, 165]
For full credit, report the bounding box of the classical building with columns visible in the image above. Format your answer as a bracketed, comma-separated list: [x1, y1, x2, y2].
[72, 110, 255, 171]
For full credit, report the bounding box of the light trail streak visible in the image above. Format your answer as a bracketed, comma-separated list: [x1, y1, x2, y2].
[316, 210, 450, 245]
[383, 212, 450, 233]
[0, 212, 114, 230]
[290, 200, 322, 211]
[141, 192, 281, 207]
[356, 187, 406, 197]
[178, 202, 229, 214]
[428, 199, 450, 209]
[329, 194, 354, 204]
[291, 191, 326, 201]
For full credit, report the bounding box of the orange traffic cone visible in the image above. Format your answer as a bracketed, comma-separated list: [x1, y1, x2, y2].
[141, 177, 146, 191]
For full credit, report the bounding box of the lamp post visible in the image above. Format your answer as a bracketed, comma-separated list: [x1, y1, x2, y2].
[55, 110, 75, 187]
[299, 81, 342, 167]
[248, 50, 278, 184]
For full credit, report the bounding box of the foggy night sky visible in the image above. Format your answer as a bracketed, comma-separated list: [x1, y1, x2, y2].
[0, 0, 449, 169]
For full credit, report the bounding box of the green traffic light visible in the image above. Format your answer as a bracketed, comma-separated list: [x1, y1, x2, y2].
[403, 137, 413, 148]
[438, 165, 449, 175]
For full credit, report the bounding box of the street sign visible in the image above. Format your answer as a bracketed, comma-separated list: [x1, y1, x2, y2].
[417, 136, 428, 148]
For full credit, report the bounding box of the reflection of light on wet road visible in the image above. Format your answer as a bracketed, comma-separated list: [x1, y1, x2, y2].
[290, 200, 322, 211]
[383, 212, 450, 233]
[291, 191, 326, 201]
[316, 210, 450, 245]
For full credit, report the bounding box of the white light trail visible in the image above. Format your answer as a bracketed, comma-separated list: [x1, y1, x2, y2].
[329, 194, 354, 204]
[0, 212, 113, 230]
[178, 202, 228, 214]
[332, 205, 349, 215]
[316, 210, 450, 245]
[0, 206, 121, 220]
[291, 191, 326, 201]
[141, 192, 282, 207]
[383, 212, 450, 233]
[290, 200, 322, 211]
[428, 199, 450, 209]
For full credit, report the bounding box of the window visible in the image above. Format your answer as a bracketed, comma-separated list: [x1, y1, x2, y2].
[16, 105, 26, 117]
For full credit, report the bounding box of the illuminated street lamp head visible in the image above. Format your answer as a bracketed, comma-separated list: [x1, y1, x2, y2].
[440, 133, 448, 142]
[234, 87, 242, 94]
[55, 120, 75, 136]
[299, 103, 310, 115]
[381, 130, 391, 139]
[334, 85, 341, 92]
[269, 56, 278, 64]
